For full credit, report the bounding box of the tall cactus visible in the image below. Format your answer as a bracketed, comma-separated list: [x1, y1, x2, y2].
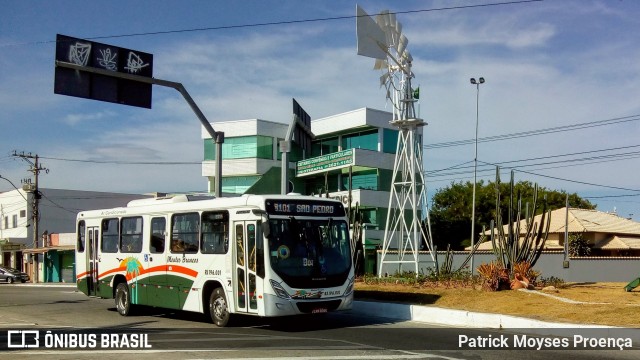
[490, 169, 551, 274]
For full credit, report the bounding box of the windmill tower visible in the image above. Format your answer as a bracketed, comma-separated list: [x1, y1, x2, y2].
[356, 5, 434, 276]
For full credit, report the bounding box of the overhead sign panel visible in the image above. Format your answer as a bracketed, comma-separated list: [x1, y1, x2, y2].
[54, 34, 153, 109]
[292, 98, 313, 154]
[296, 149, 354, 177]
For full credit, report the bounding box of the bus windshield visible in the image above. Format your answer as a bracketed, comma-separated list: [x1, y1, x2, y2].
[267, 217, 351, 288]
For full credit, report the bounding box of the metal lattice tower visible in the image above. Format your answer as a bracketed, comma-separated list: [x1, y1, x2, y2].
[356, 6, 435, 276]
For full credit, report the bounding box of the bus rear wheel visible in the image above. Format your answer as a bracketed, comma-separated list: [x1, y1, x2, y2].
[115, 282, 133, 316]
[209, 288, 230, 327]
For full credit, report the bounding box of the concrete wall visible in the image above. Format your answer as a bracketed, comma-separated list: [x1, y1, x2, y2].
[377, 251, 640, 283]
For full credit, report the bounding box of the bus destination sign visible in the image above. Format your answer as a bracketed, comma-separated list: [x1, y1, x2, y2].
[265, 200, 345, 217]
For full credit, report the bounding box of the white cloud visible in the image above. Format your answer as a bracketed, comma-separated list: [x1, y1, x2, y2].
[62, 110, 117, 126]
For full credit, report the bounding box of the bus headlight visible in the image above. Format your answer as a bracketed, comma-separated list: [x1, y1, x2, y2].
[344, 276, 355, 297]
[270, 280, 290, 299]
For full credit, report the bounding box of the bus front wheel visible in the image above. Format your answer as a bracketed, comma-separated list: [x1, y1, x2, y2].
[209, 288, 230, 327]
[115, 282, 133, 316]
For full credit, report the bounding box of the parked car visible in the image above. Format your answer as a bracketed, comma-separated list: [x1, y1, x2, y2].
[0, 266, 30, 283]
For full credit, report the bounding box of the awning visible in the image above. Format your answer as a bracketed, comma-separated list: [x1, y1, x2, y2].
[22, 245, 75, 254]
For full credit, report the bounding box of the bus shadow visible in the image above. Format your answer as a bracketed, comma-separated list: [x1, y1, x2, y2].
[107, 306, 402, 331]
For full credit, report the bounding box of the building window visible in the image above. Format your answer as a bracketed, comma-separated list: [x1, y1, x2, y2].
[359, 208, 378, 227]
[382, 128, 399, 154]
[311, 137, 339, 157]
[342, 169, 379, 190]
[204, 136, 273, 161]
[19, 210, 26, 218]
[342, 129, 378, 152]
[12, 215, 17, 228]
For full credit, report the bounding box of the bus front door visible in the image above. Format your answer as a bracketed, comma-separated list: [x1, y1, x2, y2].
[87, 227, 99, 297]
[233, 221, 259, 315]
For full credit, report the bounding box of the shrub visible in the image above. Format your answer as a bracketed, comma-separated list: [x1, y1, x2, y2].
[476, 261, 509, 291]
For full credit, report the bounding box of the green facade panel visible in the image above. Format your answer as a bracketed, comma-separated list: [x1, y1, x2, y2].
[204, 135, 273, 161]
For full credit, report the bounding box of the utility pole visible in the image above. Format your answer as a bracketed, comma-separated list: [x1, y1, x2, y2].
[12, 151, 48, 283]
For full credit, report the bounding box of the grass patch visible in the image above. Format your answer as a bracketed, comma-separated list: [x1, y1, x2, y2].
[355, 280, 640, 327]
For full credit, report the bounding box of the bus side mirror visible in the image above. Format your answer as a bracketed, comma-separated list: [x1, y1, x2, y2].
[261, 222, 270, 238]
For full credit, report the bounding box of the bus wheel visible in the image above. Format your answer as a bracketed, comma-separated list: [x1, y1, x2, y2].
[115, 282, 133, 316]
[209, 288, 230, 327]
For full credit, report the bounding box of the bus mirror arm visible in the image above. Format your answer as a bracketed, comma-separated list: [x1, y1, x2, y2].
[252, 209, 270, 238]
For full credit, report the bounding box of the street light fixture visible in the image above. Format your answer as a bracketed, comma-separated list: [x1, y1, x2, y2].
[469, 77, 485, 274]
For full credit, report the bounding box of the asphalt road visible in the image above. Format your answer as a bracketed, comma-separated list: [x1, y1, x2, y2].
[0, 283, 638, 360]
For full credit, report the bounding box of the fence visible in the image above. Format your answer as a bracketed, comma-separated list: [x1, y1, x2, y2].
[376, 251, 640, 282]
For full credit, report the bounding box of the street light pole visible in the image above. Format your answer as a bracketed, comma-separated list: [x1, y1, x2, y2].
[469, 77, 485, 274]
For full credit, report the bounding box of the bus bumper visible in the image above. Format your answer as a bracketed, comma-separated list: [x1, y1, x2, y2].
[262, 292, 354, 317]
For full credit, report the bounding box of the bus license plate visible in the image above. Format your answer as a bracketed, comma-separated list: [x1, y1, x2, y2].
[312, 308, 328, 314]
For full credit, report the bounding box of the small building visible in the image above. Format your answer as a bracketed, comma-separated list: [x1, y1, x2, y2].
[0, 188, 149, 282]
[473, 207, 640, 256]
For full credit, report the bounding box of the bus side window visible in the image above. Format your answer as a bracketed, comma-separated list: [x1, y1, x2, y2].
[150, 217, 166, 253]
[101, 218, 119, 253]
[77, 220, 85, 253]
[201, 211, 229, 254]
[120, 217, 143, 253]
[171, 213, 199, 253]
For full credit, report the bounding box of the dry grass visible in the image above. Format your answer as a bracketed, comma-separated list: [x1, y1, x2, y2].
[355, 281, 640, 327]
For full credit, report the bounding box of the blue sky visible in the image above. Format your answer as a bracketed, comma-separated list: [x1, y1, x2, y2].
[2, 0, 640, 219]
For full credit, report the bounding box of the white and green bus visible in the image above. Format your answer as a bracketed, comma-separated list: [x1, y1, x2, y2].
[75, 194, 354, 326]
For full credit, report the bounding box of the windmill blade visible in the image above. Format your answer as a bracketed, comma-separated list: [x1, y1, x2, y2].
[356, 5, 389, 60]
[376, 11, 394, 48]
[373, 58, 388, 70]
[376, 10, 390, 28]
[397, 34, 408, 58]
[395, 19, 402, 36]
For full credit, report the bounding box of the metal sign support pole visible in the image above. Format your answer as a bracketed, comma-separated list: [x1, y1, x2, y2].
[54, 61, 224, 198]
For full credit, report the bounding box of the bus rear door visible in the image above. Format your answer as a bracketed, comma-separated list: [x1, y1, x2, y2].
[233, 221, 259, 315]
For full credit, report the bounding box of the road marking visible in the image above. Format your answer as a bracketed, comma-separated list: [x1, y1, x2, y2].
[188, 354, 466, 360]
[8, 351, 464, 359]
[4, 349, 232, 355]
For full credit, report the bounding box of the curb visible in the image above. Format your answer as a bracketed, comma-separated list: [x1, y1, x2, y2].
[3, 283, 76, 288]
[351, 300, 640, 340]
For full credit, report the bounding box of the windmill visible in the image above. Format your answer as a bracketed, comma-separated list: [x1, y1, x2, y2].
[356, 5, 435, 276]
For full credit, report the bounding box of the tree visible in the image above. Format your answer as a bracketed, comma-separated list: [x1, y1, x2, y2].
[568, 232, 591, 256]
[429, 180, 595, 250]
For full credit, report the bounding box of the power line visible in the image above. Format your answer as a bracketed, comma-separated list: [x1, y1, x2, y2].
[2, 0, 543, 47]
[40, 156, 200, 165]
[425, 114, 640, 149]
[508, 168, 640, 193]
[426, 146, 640, 178]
